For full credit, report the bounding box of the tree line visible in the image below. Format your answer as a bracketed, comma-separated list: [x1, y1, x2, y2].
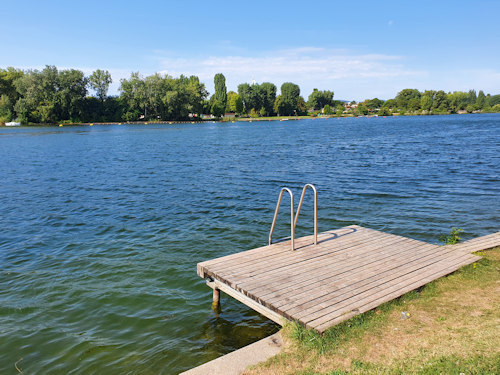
[356, 88, 500, 117]
[1, 66, 499, 124]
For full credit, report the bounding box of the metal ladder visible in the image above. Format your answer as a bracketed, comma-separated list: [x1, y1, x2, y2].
[268, 184, 318, 251]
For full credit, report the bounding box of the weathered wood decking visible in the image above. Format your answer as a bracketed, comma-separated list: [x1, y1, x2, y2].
[197, 226, 500, 333]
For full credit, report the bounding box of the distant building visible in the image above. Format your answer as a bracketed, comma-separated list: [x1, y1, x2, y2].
[224, 113, 236, 118]
[344, 102, 358, 110]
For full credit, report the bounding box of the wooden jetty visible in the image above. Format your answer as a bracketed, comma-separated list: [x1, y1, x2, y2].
[198, 225, 500, 333]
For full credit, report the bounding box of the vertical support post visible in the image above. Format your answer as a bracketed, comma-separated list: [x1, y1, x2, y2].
[212, 288, 221, 313]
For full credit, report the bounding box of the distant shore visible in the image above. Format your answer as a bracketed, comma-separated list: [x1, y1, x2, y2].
[3, 111, 498, 127]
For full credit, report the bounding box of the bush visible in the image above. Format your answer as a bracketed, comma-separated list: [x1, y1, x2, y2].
[491, 104, 500, 113]
[439, 227, 463, 245]
[378, 107, 391, 116]
[249, 108, 259, 118]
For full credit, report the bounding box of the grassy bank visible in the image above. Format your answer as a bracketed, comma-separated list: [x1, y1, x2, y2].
[246, 247, 500, 375]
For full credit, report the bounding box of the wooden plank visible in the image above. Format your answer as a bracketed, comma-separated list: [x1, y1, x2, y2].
[200, 226, 414, 279]
[302, 252, 479, 327]
[300, 252, 477, 325]
[312, 254, 481, 332]
[249, 236, 478, 298]
[218, 231, 419, 288]
[204, 227, 377, 277]
[462, 231, 500, 245]
[198, 226, 362, 273]
[280, 244, 472, 319]
[236, 237, 436, 297]
[270, 242, 451, 312]
[452, 234, 500, 253]
[197, 228, 353, 278]
[268, 245, 440, 315]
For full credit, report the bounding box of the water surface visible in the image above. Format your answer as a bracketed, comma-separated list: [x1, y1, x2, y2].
[0, 114, 499, 374]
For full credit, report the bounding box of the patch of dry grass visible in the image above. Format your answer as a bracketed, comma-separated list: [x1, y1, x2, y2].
[245, 247, 500, 375]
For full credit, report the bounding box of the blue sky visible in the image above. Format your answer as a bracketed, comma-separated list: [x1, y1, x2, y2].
[1, 0, 499, 100]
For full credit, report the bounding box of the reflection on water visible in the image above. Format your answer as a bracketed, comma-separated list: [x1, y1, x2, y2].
[0, 114, 499, 374]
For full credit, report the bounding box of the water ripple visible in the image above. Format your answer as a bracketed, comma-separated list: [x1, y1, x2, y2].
[0, 115, 499, 373]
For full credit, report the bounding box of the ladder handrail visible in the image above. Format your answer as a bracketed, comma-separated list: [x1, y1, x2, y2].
[294, 183, 318, 245]
[268, 187, 295, 251]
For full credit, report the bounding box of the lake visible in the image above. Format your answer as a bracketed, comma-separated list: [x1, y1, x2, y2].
[0, 114, 499, 374]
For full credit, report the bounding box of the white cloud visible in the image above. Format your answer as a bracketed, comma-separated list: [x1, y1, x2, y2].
[21, 49, 498, 101]
[155, 48, 426, 100]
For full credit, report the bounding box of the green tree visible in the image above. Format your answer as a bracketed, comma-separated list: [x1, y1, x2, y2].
[237, 82, 272, 114]
[210, 98, 225, 117]
[103, 96, 125, 121]
[163, 75, 207, 120]
[447, 91, 469, 112]
[408, 98, 421, 112]
[488, 94, 500, 106]
[433, 90, 449, 111]
[382, 99, 396, 109]
[323, 104, 332, 115]
[237, 83, 252, 113]
[465, 104, 475, 113]
[0, 94, 12, 123]
[363, 98, 384, 110]
[468, 89, 477, 104]
[395, 89, 421, 110]
[355, 104, 368, 116]
[419, 90, 436, 112]
[491, 104, 500, 112]
[119, 72, 146, 120]
[420, 95, 433, 111]
[260, 82, 277, 116]
[89, 69, 112, 102]
[14, 66, 56, 123]
[280, 82, 300, 116]
[484, 94, 492, 108]
[214, 73, 227, 110]
[378, 107, 391, 116]
[144, 73, 166, 119]
[58, 69, 88, 121]
[13, 65, 87, 123]
[183, 75, 209, 117]
[226, 91, 243, 113]
[476, 90, 486, 109]
[274, 95, 284, 116]
[297, 96, 307, 115]
[335, 104, 344, 115]
[0, 67, 23, 116]
[307, 88, 334, 110]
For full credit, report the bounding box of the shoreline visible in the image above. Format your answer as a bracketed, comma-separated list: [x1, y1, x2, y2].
[1, 111, 496, 128]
